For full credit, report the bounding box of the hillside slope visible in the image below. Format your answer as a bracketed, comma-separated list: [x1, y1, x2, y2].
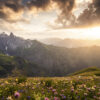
[0, 53, 42, 77]
[1, 33, 100, 76]
[71, 67, 100, 76]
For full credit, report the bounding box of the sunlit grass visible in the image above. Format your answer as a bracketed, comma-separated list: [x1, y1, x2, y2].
[0, 76, 100, 100]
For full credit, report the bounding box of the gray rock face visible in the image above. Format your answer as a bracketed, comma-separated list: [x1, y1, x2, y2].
[0, 32, 32, 52]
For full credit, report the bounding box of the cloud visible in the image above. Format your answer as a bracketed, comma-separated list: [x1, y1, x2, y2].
[0, 0, 25, 22]
[0, 0, 76, 22]
[53, 0, 76, 26]
[27, 0, 51, 10]
[76, 0, 100, 28]
[53, 0, 100, 29]
[0, 0, 51, 22]
[0, 0, 100, 29]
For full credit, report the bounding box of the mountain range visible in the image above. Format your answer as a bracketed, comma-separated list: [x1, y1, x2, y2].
[40, 38, 100, 48]
[0, 32, 100, 77]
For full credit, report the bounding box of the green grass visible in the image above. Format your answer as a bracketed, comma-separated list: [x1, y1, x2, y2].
[0, 53, 39, 77]
[0, 76, 100, 100]
[0, 54, 14, 63]
[71, 67, 100, 76]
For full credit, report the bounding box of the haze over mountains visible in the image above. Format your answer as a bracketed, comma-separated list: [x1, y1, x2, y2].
[0, 32, 100, 77]
[40, 38, 100, 48]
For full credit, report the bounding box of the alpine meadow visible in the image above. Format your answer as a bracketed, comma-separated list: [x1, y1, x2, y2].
[0, 0, 100, 100]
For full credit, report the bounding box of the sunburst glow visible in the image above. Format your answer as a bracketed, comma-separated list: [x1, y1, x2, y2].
[83, 27, 100, 39]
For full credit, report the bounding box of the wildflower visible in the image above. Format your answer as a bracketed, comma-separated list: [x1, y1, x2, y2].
[91, 78, 94, 81]
[62, 96, 66, 99]
[93, 96, 97, 99]
[77, 96, 80, 99]
[98, 92, 100, 95]
[18, 90, 24, 93]
[91, 86, 95, 90]
[6, 96, 13, 100]
[70, 81, 73, 84]
[54, 97, 59, 100]
[32, 87, 34, 90]
[16, 78, 18, 82]
[54, 92, 58, 95]
[52, 89, 56, 92]
[61, 89, 64, 92]
[71, 87, 74, 92]
[14, 91, 20, 98]
[84, 93, 88, 96]
[78, 76, 81, 78]
[49, 87, 53, 90]
[5, 81, 8, 84]
[94, 85, 96, 88]
[27, 96, 31, 100]
[60, 94, 64, 97]
[87, 88, 91, 91]
[82, 84, 86, 88]
[2, 96, 4, 100]
[75, 91, 78, 94]
[45, 97, 49, 100]
[42, 91, 45, 94]
[48, 90, 50, 93]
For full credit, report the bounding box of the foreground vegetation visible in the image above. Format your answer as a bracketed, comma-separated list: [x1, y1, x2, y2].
[0, 75, 100, 100]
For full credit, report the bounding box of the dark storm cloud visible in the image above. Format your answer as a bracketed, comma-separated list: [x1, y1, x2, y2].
[0, 0, 24, 22]
[0, 0, 23, 12]
[0, 0, 99, 28]
[53, 0, 76, 27]
[51, 0, 100, 29]
[0, 0, 75, 23]
[4, 0, 23, 12]
[75, 0, 100, 28]
[27, 0, 51, 10]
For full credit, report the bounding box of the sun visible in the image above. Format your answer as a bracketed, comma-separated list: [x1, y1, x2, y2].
[83, 26, 100, 39]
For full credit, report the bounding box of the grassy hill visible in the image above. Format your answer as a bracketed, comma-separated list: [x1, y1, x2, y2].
[0, 53, 40, 77]
[71, 67, 100, 76]
[0, 51, 100, 77]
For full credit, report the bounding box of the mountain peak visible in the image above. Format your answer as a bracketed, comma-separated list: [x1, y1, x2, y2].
[9, 32, 15, 38]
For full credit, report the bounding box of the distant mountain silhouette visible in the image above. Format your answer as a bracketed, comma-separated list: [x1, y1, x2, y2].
[40, 38, 100, 48]
[0, 32, 100, 77]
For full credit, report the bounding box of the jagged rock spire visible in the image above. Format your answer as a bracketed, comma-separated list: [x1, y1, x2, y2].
[10, 32, 14, 38]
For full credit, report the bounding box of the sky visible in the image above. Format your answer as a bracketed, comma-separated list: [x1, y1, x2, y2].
[0, 0, 100, 39]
